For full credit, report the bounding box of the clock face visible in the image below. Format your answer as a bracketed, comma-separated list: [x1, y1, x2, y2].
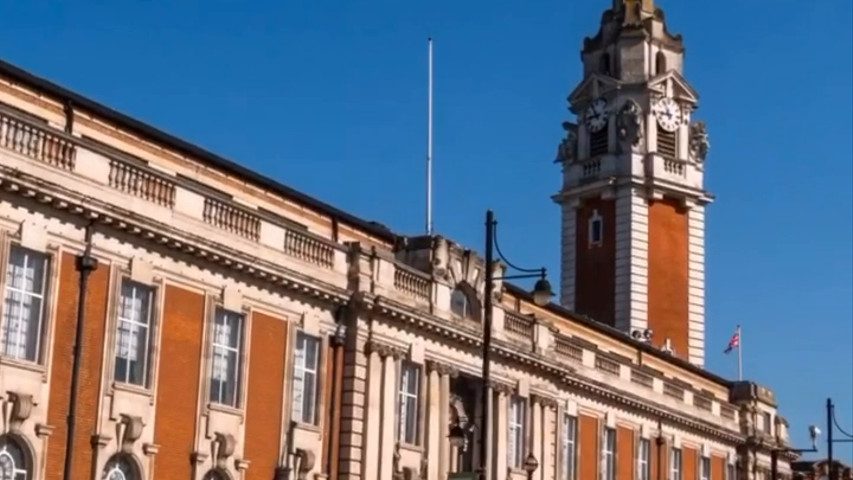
[653, 97, 682, 132]
[584, 98, 609, 133]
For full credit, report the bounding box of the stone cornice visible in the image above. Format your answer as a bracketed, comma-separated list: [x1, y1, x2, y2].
[364, 294, 745, 446]
[0, 166, 349, 306]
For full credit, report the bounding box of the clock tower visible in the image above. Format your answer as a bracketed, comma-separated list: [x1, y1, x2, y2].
[553, 0, 713, 366]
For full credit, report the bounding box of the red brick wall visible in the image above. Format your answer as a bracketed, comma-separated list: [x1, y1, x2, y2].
[648, 196, 690, 359]
[45, 252, 110, 480]
[153, 285, 205, 479]
[579, 415, 599, 480]
[711, 455, 726, 480]
[617, 426, 634, 480]
[321, 340, 344, 478]
[684, 447, 698, 480]
[574, 197, 617, 326]
[245, 312, 288, 479]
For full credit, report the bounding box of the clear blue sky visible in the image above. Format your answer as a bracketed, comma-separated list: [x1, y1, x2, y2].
[3, 0, 850, 460]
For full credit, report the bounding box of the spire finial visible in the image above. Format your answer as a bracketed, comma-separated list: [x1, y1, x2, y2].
[619, 0, 655, 25]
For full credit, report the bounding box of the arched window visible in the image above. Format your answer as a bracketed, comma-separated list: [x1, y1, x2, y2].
[450, 287, 477, 320]
[655, 51, 667, 75]
[0, 435, 30, 480]
[203, 470, 230, 480]
[102, 455, 139, 480]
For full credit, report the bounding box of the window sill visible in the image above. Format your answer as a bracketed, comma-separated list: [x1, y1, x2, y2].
[398, 442, 424, 454]
[207, 402, 244, 419]
[112, 381, 153, 398]
[0, 356, 46, 374]
[293, 421, 322, 434]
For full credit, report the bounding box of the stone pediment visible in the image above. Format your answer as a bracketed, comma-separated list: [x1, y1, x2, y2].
[568, 73, 622, 112]
[647, 70, 699, 105]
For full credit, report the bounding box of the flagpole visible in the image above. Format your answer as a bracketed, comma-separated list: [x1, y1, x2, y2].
[737, 324, 743, 381]
[425, 37, 434, 236]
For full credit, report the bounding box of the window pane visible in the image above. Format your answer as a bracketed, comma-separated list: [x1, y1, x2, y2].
[209, 309, 242, 406]
[302, 370, 316, 423]
[2, 247, 47, 363]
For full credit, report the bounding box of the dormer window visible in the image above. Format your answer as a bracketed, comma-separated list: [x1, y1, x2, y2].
[450, 287, 475, 320]
[588, 210, 603, 246]
[655, 51, 667, 75]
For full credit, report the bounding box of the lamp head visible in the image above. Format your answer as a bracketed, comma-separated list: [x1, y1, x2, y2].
[448, 424, 466, 448]
[532, 277, 554, 307]
[523, 453, 539, 474]
[809, 425, 821, 448]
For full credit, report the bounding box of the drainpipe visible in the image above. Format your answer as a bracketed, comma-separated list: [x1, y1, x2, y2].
[62, 222, 98, 480]
[63, 100, 74, 135]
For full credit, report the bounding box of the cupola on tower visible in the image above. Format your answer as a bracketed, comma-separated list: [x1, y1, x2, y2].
[553, 0, 712, 366]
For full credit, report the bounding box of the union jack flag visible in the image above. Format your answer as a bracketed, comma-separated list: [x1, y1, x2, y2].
[724, 329, 740, 354]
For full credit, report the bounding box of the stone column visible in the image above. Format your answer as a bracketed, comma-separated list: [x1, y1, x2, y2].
[533, 395, 558, 480]
[425, 360, 458, 479]
[531, 399, 542, 479]
[425, 366, 441, 480]
[492, 382, 514, 477]
[379, 349, 401, 480]
[362, 345, 383, 480]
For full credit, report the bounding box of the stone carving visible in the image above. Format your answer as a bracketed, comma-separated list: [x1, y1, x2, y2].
[365, 340, 405, 360]
[5, 392, 33, 431]
[431, 236, 450, 280]
[118, 414, 144, 452]
[213, 432, 236, 469]
[556, 122, 579, 164]
[419, 457, 428, 480]
[294, 448, 315, 480]
[425, 359, 459, 378]
[488, 380, 515, 396]
[616, 100, 644, 154]
[531, 394, 559, 410]
[688, 121, 710, 164]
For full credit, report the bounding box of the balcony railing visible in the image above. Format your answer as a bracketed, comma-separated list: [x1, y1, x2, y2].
[393, 266, 431, 302]
[504, 312, 534, 343]
[283, 228, 334, 269]
[0, 112, 75, 170]
[202, 197, 261, 242]
[109, 159, 176, 208]
[554, 337, 583, 362]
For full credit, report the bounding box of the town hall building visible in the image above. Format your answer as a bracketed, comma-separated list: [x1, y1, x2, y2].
[0, 1, 799, 479]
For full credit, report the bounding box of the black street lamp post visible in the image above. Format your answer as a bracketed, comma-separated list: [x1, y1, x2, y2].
[826, 398, 853, 480]
[464, 209, 553, 480]
[770, 425, 820, 480]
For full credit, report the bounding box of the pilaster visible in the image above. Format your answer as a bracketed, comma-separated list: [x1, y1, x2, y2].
[379, 353, 399, 480]
[613, 186, 649, 333]
[559, 198, 579, 310]
[362, 349, 383, 480]
[687, 203, 706, 366]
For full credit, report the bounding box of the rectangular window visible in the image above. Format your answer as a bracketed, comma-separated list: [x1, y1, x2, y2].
[208, 308, 244, 407]
[397, 362, 420, 445]
[671, 448, 683, 480]
[561, 415, 577, 480]
[603, 428, 616, 480]
[638, 438, 651, 480]
[763, 412, 772, 434]
[701, 457, 711, 480]
[726, 463, 736, 480]
[114, 279, 154, 387]
[292, 332, 321, 424]
[1, 246, 49, 362]
[507, 396, 525, 469]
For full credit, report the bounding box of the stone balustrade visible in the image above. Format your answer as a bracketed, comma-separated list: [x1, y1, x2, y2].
[0, 110, 75, 171]
[0, 104, 740, 431]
